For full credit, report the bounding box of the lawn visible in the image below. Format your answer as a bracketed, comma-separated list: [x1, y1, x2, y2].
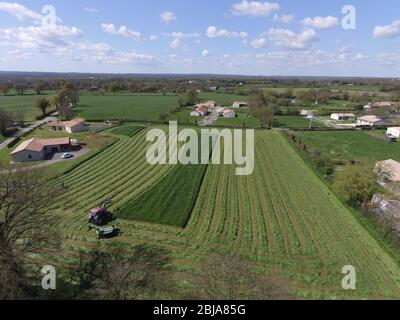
[214, 112, 260, 128]
[76, 93, 179, 121]
[47, 127, 400, 299]
[297, 130, 400, 163]
[0, 91, 56, 121]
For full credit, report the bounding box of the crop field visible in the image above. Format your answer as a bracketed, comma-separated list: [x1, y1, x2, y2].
[48, 128, 400, 299]
[0, 91, 55, 121]
[118, 162, 208, 228]
[110, 125, 144, 137]
[76, 94, 178, 121]
[297, 130, 400, 163]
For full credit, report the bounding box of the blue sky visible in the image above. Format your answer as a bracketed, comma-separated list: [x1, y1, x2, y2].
[0, 0, 399, 76]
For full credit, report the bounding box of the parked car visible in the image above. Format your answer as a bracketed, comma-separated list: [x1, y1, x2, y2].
[61, 153, 73, 159]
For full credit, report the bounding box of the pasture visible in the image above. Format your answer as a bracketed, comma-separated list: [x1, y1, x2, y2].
[76, 93, 179, 121]
[48, 128, 400, 299]
[0, 91, 55, 121]
[199, 93, 248, 106]
[297, 130, 400, 163]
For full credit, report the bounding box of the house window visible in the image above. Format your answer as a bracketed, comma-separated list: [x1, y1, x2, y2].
[28, 154, 32, 160]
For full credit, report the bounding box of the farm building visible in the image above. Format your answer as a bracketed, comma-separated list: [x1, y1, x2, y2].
[387, 127, 400, 138]
[357, 115, 385, 127]
[330, 113, 356, 121]
[301, 110, 314, 116]
[232, 101, 248, 108]
[223, 109, 236, 118]
[375, 159, 400, 182]
[216, 107, 225, 117]
[204, 101, 217, 108]
[190, 106, 210, 117]
[48, 118, 89, 133]
[363, 102, 393, 111]
[11, 137, 71, 162]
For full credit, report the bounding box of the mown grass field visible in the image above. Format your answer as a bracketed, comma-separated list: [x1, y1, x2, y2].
[110, 125, 144, 137]
[274, 116, 326, 128]
[297, 130, 400, 163]
[0, 91, 56, 121]
[118, 162, 208, 228]
[48, 127, 400, 299]
[76, 93, 179, 121]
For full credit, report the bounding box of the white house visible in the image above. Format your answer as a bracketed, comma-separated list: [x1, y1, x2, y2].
[387, 127, 400, 138]
[232, 101, 248, 109]
[11, 137, 71, 162]
[357, 115, 385, 127]
[216, 107, 225, 117]
[330, 113, 356, 121]
[223, 109, 236, 118]
[48, 118, 89, 133]
[190, 105, 209, 117]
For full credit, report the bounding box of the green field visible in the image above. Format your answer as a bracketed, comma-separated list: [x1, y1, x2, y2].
[199, 93, 248, 106]
[76, 94, 178, 121]
[297, 130, 400, 163]
[118, 162, 208, 227]
[47, 128, 400, 299]
[0, 91, 55, 121]
[110, 125, 144, 137]
[274, 116, 326, 128]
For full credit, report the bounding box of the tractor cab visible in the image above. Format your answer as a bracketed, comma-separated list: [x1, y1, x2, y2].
[88, 199, 113, 226]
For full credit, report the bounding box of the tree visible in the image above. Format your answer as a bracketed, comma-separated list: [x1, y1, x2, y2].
[127, 81, 138, 93]
[67, 245, 172, 300]
[191, 253, 293, 300]
[0, 84, 9, 96]
[185, 90, 199, 106]
[0, 167, 62, 299]
[35, 97, 50, 116]
[14, 84, 26, 95]
[248, 92, 274, 128]
[333, 162, 378, 207]
[0, 108, 12, 135]
[34, 80, 46, 95]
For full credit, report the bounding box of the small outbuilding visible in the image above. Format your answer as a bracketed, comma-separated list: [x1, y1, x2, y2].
[223, 109, 236, 118]
[330, 113, 356, 121]
[387, 127, 400, 138]
[232, 101, 248, 109]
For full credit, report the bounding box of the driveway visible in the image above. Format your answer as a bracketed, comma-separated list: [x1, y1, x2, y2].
[2, 146, 90, 173]
[0, 113, 58, 151]
[198, 108, 219, 127]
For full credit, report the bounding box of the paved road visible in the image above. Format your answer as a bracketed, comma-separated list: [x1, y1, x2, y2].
[0, 113, 58, 151]
[198, 109, 219, 127]
[315, 116, 356, 129]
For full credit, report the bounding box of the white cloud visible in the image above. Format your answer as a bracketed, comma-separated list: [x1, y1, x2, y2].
[0, 49, 31, 62]
[250, 38, 267, 49]
[0, 25, 82, 50]
[160, 11, 177, 24]
[373, 20, 400, 39]
[169, 38, 188, 50]
[84, 7, 98, 14]
[377, 53, 400, 65]
[202, 49, 210, 57]
[101, 23, 141, 40]
[302, 16, 338, 29]
[164, 32, 201, 39]
[0, 2, 42, 21]
[206, 26, 247, 38]
[273, 14, 294, 23]
[149, 35, 159, 41]
[267, 28, 318, 50]
[231, 1, 279, 17]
